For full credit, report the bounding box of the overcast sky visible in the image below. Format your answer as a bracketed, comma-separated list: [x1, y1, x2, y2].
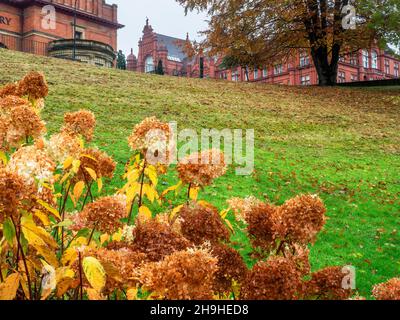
[111, 0, 208, 57]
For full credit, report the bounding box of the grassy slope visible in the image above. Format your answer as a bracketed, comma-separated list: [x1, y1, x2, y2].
[1, 49, 399, 297]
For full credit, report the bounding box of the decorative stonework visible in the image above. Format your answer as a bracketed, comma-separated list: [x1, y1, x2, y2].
[48, 39, 115, 67]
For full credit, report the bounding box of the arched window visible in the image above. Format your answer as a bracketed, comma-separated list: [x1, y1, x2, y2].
[145, 55, 154, 73]
[371, 50, 378, 69]
[362, 50, 369, 68]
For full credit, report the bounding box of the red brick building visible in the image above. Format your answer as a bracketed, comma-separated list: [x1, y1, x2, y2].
[127, 19, 216, 78]
[130, 20, 400, 85]
[0, 0, 123, 65]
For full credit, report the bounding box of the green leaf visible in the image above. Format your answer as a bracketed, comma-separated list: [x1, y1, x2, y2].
[3, 218, 16, 245]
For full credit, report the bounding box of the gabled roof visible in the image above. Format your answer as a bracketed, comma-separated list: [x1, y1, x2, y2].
[155, 34, 187, 62]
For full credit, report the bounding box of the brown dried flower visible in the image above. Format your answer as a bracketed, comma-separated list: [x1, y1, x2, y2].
[62, 110, 96, 142]
[0, 95, 30, 111]
[227, 196, 262, 223]
[140, 247, 218, 300]
[180, 202, 231, 245]
[17, 71, 49, 100]
[0, 83, 18, 98]
[71, 195, 126, 234]
[44, 132, 82, 164]
[276, 194, 326, 245]
[372, 278, 400, 300]
[132, 218, 191, 261]
[177, 149, 227, 187]
[0, 169, 32, 223]
[128, 117, 174, 164]
[211, 243, 247, 294]
[76, 148, 116, 182]
[241, 255, 304, 300]
[246, 203, 281, 251]
[304, 266, 353, 300]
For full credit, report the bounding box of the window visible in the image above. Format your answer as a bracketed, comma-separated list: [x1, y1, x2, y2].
[362, 50, 369, 68]
[351, 74, 358, 82]
[262, 67, 268, 78]
[395, 63, 399, 77]
[350, 54, 358, 65]
[232, 70, 240, 82]
[145, 56, 155, 73]
[74, 31, 83, 39]
[371, 51, 378, 69]
[274, 64, 283, 75]
[385, 59, 390, 74]
[300, 75, 311, 86]
[338, 71, 346, 83]
[253, 68, 259, 80]
[300, 52, 310, 67]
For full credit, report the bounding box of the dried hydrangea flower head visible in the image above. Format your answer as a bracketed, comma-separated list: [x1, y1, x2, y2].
[44, 132, 82, 164]
[372, 278, 400, 300]
[304, 266, 353, 300]
[276, 194, 326, 245]
[75, 148, 116, 182]
[211, 243, 248, 294]
[17, 71, 49, 100]
[8, 105, 46, 145]
[0, 83, 18, 98]
[0, 95, 30, 113]
[7, 145, 55, 185]
[177, 149, 227, 187]
[180, 202, 230, 245]
[0, 169, 32, 223]
[132, 218, 190, 262]
[71, 195, 127, 234]
[89, 247, 147, 292]
[227, 196, 263, 223]
[241, 255, 304, 300]
[245, 202, 281, 252]
[128, 117, 174, 164]
[62, 110, 96, 142]
[140, 247, 218, 300]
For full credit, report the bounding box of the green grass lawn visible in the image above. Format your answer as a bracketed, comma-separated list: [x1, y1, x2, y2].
[1, 49, 399, 297]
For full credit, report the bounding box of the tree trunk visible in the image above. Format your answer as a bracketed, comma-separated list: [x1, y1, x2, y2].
[311, 46, 340, 86]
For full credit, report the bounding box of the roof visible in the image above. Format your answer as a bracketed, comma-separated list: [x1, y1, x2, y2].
[155, 34, 187, 62]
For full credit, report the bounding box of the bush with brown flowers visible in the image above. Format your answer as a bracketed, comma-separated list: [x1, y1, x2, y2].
[0, 73, 385, 301]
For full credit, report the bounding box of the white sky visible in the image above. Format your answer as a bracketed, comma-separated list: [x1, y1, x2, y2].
[111, 0, 208, 57]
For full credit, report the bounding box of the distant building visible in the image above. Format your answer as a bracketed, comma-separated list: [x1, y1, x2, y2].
[129, 19, 216, 78]
[0, 0, 123, 67]
[132, 20, 400, 85]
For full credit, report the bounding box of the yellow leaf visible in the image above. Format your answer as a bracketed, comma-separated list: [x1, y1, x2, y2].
[34, 210, 50, 227]
[56, 278, 76, 297]
[112, 229, 122, 242]
[127, 287, 138, 300]
[36, 199, 61, 220]
[127, 168, 140, 183]
[189, 187, 199, 201]
[97, 178, 103, 193]
[0, 273, 20, 300]
[63, 156, 73, 170]
[21, 216, 58, 248]
[100, 234, 110, 245]
[86, 288, 105, 300]
[220, 209, 230, 220]
[161, 181, 182, 197]
[143, 184, 158, 203]
[82, 257, 106, 292]
[170, 205, 183, 220]
[85, 167, 97, 180]
[73, 181, 85, 203]
[81, 154, 98, 162]
[61, 248, 78, 266]
[224, 219, 235, 234]
[138, 206, 152, 222]
[36, 244, 59, 267]
[0, 151, 8, 166]
[71, 160, 81, 174]
[145, 166, 158, 186]
[60, 172, 71, 184]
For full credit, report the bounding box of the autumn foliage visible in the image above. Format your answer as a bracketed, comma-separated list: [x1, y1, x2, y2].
[0, 73, 397, 300]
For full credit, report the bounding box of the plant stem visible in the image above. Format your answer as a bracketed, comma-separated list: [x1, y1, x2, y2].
[127, 194, 138, 225]
[11, 216, 32, 300]
[78, 251, 83, 300]
[138, 160, 147, 208]
[187, 183, 192, 202]
[60, 183, 72, 255]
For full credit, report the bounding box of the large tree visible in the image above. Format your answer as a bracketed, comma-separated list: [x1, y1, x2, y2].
[177, 0, 400, 86]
